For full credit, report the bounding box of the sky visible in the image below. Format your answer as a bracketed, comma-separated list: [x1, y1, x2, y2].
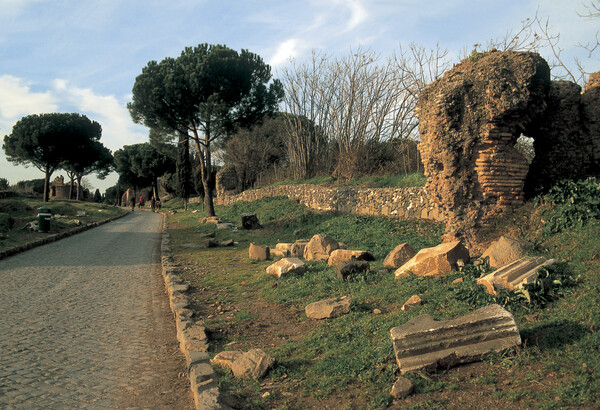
[0, 0, 598, 193]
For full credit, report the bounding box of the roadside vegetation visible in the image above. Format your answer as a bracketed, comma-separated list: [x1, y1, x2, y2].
[0, 196, 126, 253]
[164, 177, 600, 409]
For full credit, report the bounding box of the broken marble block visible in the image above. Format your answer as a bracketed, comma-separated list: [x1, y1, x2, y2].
[390, 304, 521, 374]
[477, 256, 556, 295]
[266, 257, 306, 278]
[394, 241, 469, 278]
[231, 349, 274, 379]
[481, 236, 532, 268]
[327, 249, 375, 266]
[249, 243, 270, 261]
[384, 243, 416, 269]
[305, 296, 351, 319]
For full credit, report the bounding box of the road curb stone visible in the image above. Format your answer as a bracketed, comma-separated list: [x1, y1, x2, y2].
[159, 212, 231, 410]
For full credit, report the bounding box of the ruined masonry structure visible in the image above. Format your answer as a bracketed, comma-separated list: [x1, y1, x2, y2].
[416, 50, 600, 252]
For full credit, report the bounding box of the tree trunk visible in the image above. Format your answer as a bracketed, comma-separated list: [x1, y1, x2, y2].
[43, 166, 51, 202]
[76, 175, 83, 201]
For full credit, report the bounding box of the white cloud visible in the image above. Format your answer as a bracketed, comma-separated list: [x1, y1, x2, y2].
[51, 79, 147, 151]
[342, 0, 368, 31]
[269, 39, 303, 67]
[0, 75, 58, 120]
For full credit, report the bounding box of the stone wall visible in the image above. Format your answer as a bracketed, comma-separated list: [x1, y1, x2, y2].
[215, 184, 442, 221]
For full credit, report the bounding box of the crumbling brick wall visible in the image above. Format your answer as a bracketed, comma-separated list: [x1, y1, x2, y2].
[416, 50, 599, 253]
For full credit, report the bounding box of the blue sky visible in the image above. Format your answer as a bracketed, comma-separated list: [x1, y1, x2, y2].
[1, 0, 598, 192]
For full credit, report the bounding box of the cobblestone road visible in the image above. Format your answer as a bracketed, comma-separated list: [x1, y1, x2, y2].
[0, 211, 193, 409]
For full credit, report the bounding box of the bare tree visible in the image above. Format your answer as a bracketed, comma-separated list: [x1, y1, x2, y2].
[279, 44, 450, 180]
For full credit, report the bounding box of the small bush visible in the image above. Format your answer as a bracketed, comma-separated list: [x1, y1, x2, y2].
[0, 213, 15, 232]
[536, 178, 600, 236]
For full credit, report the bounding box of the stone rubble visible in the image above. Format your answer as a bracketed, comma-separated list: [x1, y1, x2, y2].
[305, 296, 352, 319]
[394, 241, 469, 279]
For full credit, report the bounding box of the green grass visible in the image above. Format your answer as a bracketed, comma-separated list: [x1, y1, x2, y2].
[165, 189, 600, 408]
[0, 196, 127, 251]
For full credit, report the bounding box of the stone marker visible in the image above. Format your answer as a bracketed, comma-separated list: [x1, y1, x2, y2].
[390, 376, 414, 399]
[327, 249, 375, 266]
[394, 241, 469, 279]
[203, 239, 219, 248]
[481, 236, 532, 268]
[303, 234, 340, 261]
[211, 350, 243, 370]
[390, 304, 521, 374]
[335, 260, 370, 281]
[220, 239, 235, 247]
[217, 222, 237, 230]
[270, 248, 290, 258]
[477, 256, 556, 295]
[249, 243, 270, 261]
[198, 216, 222, 224]
[231, 349, 274, 379]
[266, 257, 307, 278]
[384, 243, 416, 269]
[276, 243, 294, 251]
[305, 296, 351, 319]
[401, 295, 422, 311]
[241, 213, 262, 229]
[290, 241, 308, 258]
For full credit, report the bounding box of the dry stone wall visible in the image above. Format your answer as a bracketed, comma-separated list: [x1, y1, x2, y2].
[214, 184, 442, 221]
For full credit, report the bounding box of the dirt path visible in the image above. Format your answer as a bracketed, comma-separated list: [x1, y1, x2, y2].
[0, 211, 193, 409]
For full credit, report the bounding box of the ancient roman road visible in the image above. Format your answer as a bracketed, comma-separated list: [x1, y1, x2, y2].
[0, 211, 193, 409]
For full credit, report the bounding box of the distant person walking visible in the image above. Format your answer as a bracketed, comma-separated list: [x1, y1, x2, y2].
[130, 198, 135, 212]
[151, 197, 156, 212]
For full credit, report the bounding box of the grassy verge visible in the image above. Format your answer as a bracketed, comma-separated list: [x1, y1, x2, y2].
[0, 196, 127, 252]
[164, 190, 599, 409]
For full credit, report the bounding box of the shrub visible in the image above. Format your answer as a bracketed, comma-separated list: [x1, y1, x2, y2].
[536, 178, 600, 236]
[0, 213, 14, 232]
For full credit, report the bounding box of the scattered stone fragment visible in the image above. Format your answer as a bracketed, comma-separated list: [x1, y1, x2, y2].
[303, 234, 340, 261]
[384, 243, 416, 269]
[266, 257, 307, 278]
[270, 248, 290, 258]
[199, 232, 216, 238]
[203, 239, 220, 248]
[335, 260, 370, 281]
[198, 216, 221, 224]
[76, 211, 86, 217]
[241, 213, 262, 229]
[394, 241, 469, 279]
[217, 223, 237, 230]
[481, 236, 532, 268]
[390, 376, 414, 399]
[373, 309, 382, 315]
[290, 241, 308, 258]
[220, 239, 235, 247]
[211, 350, 243, 370]
[327, 249, 375, 266]
[249, 243, 270, 261]
[477, 256, 556, 295]
[390, 304, 521, 374]
[305, 296, 351, 319]
[275, 243, 294, 251]
[231, 349, 275, 379]
[401, 295, 422, 311]
[452, 277, 464, 284]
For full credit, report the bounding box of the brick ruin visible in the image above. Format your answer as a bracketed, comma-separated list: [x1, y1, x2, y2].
[416, 50, 600, 253]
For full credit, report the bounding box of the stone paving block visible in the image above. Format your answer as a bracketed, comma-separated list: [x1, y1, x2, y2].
[477, 256, 556, 294]
[390, 304, 521, 374]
